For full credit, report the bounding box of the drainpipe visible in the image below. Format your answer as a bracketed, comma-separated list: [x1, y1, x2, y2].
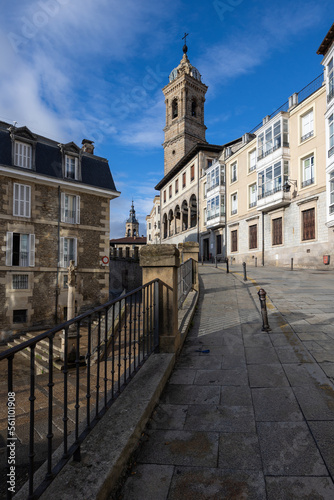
[262, 210, 265, 267]
[55, 186, 61, 323]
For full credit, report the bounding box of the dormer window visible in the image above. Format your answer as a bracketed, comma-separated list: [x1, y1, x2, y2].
[172, 99, 178, 119]
[65, 155, 78, 180]
[15, 141, 32, 169]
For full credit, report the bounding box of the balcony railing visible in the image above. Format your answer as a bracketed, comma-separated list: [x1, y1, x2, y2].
[257, 142, 289, 161]
[231, 209, 237, 215]
[0, 282, 159, 499]
[328, 145, 334, 158]
[249, 201, 257, 208]
[301, 130, 314, 142]
[301, 177, 314, 188]
[258, 184, 282, 200]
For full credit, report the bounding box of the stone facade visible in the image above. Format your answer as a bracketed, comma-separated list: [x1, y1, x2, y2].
[0, 121, 119, 336]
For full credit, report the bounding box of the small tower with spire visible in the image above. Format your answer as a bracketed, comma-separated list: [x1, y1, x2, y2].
[162, 33, 208, 175]
[125, 200, 139, 238]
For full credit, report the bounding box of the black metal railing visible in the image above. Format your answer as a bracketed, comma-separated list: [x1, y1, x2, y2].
[177, 258, 193, 309]
[301, 130, 314, 142]
[301, 177, 314, 188]
[0, 280, 159, 499]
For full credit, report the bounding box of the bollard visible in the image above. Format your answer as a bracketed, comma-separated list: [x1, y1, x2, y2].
[291, 258, 293, 271]
[255, 257, 257, 267]
[215, 256, 217, 268]
[226, 257, 229, 274]
[202, 255, 204, 266]
[242, 262, 247, 281]
[257, 288, 271, 331]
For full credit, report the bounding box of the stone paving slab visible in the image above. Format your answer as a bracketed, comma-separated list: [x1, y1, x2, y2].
[115, 265, 334, 499]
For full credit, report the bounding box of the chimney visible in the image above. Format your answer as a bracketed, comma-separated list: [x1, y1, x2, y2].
[288, 92, 298, 110]
[81, 139, 94, 154]
[262, 115, 270, 125]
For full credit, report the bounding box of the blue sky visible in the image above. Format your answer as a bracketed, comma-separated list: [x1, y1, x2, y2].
[0, 0, 332, 237]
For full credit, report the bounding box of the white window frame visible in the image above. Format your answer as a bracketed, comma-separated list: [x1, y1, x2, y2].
[13, 183, 31, 218]
[330, 171, 334, 215]
[231, 192, 237, 215]
[257, 118, 289, 159]
[6, 232, 35, 267]
[60, 237, 77, 268]
[249, 149, 256, 172]
[14, 141, 32, 169]
[231, 162, 237, 183]
[328, 57, 334, 102]
[301, 109, 314, 142]
[301, 155, 314, 188]
[65, 155, 79, 180]
[329, 114, 334, 157]
[61, 193, 80, 224]
[249, 183, 257, 208]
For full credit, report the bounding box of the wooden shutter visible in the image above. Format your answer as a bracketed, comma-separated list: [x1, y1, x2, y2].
[6, 232, 13, 266]
[231, 230, 238, 252]
[302, 208, 315, 240]
[29, 234, 35, 267]
[249, 225, 257, 249]
[272, 217, 282, 245]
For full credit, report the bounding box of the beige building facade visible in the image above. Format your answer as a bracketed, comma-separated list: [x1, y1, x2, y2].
[149, 25, 334, 269]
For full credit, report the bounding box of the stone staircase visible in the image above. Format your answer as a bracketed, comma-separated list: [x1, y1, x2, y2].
[5, 331, 64, 375]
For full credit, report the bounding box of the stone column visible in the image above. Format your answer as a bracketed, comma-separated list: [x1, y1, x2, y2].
[179, 242, 199, 292]
[60, 261, 78, 364]
[140, 245, 180, 353]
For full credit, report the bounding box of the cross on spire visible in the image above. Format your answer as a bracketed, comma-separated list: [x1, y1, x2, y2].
[182, 32, 189, 54]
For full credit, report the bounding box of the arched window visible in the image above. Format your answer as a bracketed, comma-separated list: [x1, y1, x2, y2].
[163, 213, 168, 239]
[191, 99, 197, 117]
[190, 194, 197, 228]
[181, 200, 188, 231]
[127, 228, 131, 237]
[172, 99, 178, 119]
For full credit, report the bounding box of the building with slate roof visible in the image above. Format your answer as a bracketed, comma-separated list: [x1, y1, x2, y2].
[0, 121, 120, 336]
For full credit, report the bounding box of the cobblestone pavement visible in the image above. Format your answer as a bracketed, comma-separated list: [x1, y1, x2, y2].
[116, 265, 334, 500]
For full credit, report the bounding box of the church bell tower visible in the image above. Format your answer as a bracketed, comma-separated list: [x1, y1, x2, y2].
[125, 201, 139, 237]
[162, 35, 208, 175]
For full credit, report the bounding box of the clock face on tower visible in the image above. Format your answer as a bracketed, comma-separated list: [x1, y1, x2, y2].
[169, 68, 178, 82]
[191, 67, 201, 82]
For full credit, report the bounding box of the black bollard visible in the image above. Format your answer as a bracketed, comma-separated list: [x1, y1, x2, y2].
[255, 257, 257, 267]
[257, 288, 271, 331]
[226, 257, 229, 274]
[242, 262, 247, 281]
[215, 256, 217, 268]
[202, 255, 204, 266]
[291, 258, 293, 271]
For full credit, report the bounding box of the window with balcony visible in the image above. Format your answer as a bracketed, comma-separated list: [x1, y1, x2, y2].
[231, 162, 237, 183]
[301, 110, 314, 142]
[249, 183, 257, 208]
[169, 185, 172, 199]
[301, 155, 314, 188]
[258, 161, 288, 199]
[6, 232, 35, 267]
[257, 118, 289, 160]
[249, 225, 257, 249]
[14, 141, 32, 169]
[207, 195, 224, 221]
[60, 237, 77, 267]
[231, 193, 237, 215]
[13, 183, 31, 217]
[61, 194, 80, 224]
[272, 217, 282, 246]
[175, 179, 179, 194]
[182, 172, 186, 188]
[65, 155, 79, 180]
[231, 230, 238, 252]
[329, 171, 334, 214]
[163, 190, 166, 203]
[302, 208, 315, 241]
[329, 115, 334, 158]
[190, 164, 195, 181]
[249, 149, 256, 172]
[328, 58, 334, 103]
